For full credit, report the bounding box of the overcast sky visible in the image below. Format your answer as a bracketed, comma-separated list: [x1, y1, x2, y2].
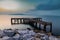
[0, 0, 60, 16]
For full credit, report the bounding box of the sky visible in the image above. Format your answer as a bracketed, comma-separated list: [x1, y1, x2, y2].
[0, 0, 60, 16]
[0, 0, 60, 30]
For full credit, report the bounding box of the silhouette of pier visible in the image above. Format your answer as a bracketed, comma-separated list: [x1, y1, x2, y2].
[11, 18, 52, 32]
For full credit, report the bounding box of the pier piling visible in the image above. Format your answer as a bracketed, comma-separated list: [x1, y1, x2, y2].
[11, 18, 52, 32]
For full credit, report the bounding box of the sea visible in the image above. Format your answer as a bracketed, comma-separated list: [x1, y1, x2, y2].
[0, 15, 60, 36]
[38, 15, 60, 36]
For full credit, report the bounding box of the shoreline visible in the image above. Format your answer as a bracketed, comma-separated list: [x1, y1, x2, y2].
[0, 28, 60, 40]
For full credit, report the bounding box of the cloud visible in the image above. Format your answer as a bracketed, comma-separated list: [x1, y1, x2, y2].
[0, 0, 60, 15]
[0, 0, 36, 13]
[35, 0, 60, 10]
[25, 10, 60, 16]
[24, 0, 60, 16]
[36, 4, 60, 10]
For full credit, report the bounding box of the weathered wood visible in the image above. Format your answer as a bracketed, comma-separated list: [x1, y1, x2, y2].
[11, 18, 52, 32]
[44, 25, 47, 31]
[50, 23, 52, 32]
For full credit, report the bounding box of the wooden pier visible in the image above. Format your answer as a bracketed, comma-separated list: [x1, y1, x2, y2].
[11, 18, 52, 32]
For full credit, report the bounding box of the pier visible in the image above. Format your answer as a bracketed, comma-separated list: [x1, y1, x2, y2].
[11, 18, 52, 32]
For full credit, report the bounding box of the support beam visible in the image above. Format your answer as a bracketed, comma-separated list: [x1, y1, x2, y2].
[44, 25, 46, 31]
[50, 24, 52, 32]
[11, 18, 52, 33]
[39, 24, 41, 30]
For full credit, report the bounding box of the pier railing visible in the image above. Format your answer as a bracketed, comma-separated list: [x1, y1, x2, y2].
[11, 18, 52, 32]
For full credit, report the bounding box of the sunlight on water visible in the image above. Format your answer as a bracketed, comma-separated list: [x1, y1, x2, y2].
[0, 15, 35, 30]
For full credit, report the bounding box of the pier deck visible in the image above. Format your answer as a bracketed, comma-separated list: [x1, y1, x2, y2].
[11, 18, 52, 32]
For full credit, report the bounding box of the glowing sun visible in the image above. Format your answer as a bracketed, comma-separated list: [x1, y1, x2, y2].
[0, 1, 20, 11]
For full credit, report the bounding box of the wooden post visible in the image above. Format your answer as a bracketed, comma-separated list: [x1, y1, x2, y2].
[50, 24, 52, 32]
[20, 19, 22, 24]
[33, 23, 35, 26]
[17, 19, 19, 24]
[39, 24, 41, 30]
[36, 22, 37, 28]
[11, 18, 52, 33]
[11, 18, 13, 25]
[44, 25, 46, 31]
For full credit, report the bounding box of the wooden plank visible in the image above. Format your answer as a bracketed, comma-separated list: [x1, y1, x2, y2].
[11, 18, 52, 32]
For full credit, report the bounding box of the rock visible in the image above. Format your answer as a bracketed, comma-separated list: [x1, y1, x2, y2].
[17, 29, 29, 36]
[35, 38, 41, 40]
[3, 29, 15, 37]
[2, 36, 10, 40]
[0, 30, 6, 38]
[7, 37, 15, 40]
[23, 34, 32, 40]
[49, 36, 58, 40]
[0, 38, 2, 40]
[47, 32, 52, 36]
[28, 30, 36, 36]
[13, 34, 20, 40]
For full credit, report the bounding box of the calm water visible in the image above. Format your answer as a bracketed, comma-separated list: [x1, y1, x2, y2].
[38, 15, 60, 36]
[11, 15, 60, 36]
[0, 15, 60, 36]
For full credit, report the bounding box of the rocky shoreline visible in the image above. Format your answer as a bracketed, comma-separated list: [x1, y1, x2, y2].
[0, 28, 60, 40]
